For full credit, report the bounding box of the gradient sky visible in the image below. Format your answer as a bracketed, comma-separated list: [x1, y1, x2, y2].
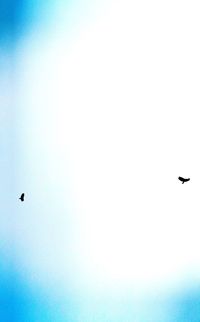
[1, 0, 200, 321]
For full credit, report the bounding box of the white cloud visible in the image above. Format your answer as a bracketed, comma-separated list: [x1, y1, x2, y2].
[16, 0, 200, 292]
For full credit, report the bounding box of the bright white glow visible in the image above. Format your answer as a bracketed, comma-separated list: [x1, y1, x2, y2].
[17, 0, 200, 292]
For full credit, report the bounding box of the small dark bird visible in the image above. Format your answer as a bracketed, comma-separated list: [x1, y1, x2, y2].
[178, 177, 190, 184]
[19, 193, 25, 201]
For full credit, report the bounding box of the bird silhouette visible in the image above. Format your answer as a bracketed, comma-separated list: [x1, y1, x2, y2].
[19, 193, 25, 201]
[178, 177, 190, 184]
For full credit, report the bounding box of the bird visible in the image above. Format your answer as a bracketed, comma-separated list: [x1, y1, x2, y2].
[19, 193, 25, 201]
[178, 177, 190, 184]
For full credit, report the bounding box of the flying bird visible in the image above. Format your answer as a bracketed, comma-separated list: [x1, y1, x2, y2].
[178, 177, 190, 184]
[19, 193, 25, 201]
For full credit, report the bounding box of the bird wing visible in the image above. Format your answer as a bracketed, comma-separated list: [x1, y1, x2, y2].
[178, 177, 184, 181]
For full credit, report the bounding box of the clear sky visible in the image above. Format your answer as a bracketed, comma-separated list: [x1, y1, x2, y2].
[1, 0, 200, 321]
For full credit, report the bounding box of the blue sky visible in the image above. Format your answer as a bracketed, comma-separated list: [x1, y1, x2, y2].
[1, 0, 200, 321]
